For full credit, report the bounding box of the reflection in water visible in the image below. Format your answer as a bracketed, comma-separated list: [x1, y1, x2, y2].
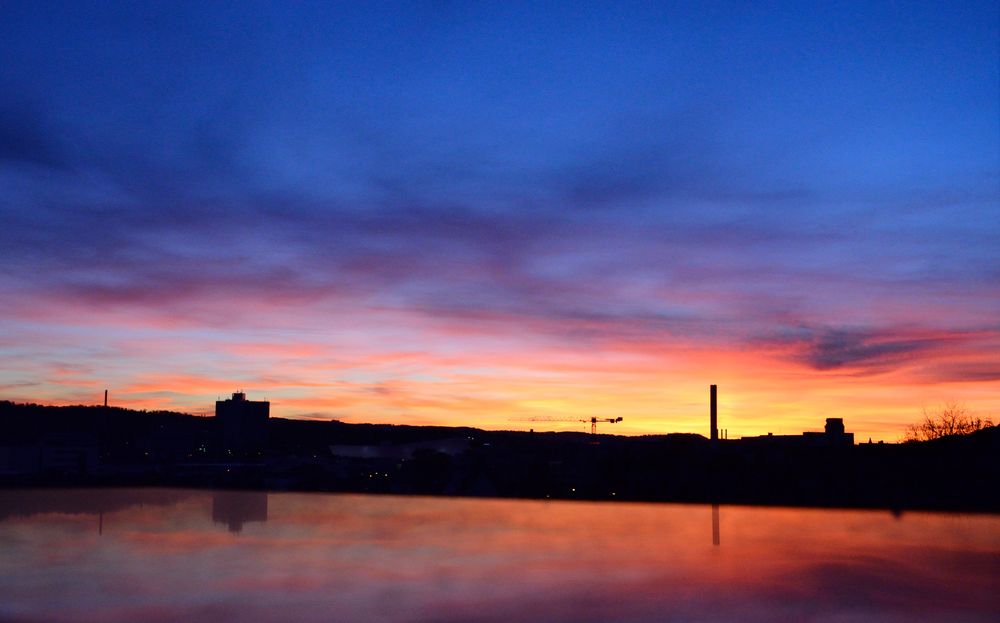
[0, 489, 194, 520]
[0, 489, 997, 623]
[212, 491, 269, 533]
[0, 489, 196, 536]
[712, 504, 720, 546]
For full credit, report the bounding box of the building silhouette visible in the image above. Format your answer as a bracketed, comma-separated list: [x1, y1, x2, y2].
[742, 417, 855, 447]
[215, 392, 269, 458]
[805, 417, 854, 445]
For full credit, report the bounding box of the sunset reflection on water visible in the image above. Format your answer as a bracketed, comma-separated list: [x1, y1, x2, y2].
[0, 489, 997, 622]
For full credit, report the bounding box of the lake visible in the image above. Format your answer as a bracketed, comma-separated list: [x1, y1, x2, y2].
[0, 489, 997, 622]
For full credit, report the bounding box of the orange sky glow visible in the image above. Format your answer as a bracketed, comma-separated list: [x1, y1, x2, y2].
[3, 298, 997, 442]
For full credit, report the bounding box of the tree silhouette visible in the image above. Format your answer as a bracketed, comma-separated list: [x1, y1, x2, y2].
[903, 402, 994, 442]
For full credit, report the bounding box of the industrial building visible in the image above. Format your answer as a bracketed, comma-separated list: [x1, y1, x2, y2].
[740, 417, 855, 447]
[708, 385, 853, 446]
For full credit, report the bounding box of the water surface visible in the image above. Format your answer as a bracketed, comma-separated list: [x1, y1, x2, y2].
[1, 489, 997, 622]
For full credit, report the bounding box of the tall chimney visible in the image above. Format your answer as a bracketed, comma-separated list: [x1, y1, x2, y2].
[104, 389, 108, 408]
[710, 384, 718, 441]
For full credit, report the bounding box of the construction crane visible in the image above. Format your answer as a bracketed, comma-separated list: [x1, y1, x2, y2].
[512, 416, 623, 434]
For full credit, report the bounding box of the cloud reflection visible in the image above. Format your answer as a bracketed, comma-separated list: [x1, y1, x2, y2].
[0, 490, 997, 622]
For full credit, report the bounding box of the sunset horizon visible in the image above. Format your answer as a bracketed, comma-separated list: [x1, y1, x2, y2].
[2, 2, 997, 442]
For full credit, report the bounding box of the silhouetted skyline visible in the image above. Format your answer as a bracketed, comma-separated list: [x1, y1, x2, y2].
[2, 398, 996, 512]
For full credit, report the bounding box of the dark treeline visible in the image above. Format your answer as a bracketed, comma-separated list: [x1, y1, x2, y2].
[1, 401, 997, 512]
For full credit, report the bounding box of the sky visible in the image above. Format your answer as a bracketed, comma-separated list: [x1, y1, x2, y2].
[1, 1, 997, 441]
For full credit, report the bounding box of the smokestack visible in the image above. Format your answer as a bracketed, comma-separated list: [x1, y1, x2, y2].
[104, 389, 108, 408]
[710, 384, 718, 441]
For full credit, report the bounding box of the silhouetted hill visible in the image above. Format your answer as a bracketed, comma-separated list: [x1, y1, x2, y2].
[1, 401, 996, 512]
